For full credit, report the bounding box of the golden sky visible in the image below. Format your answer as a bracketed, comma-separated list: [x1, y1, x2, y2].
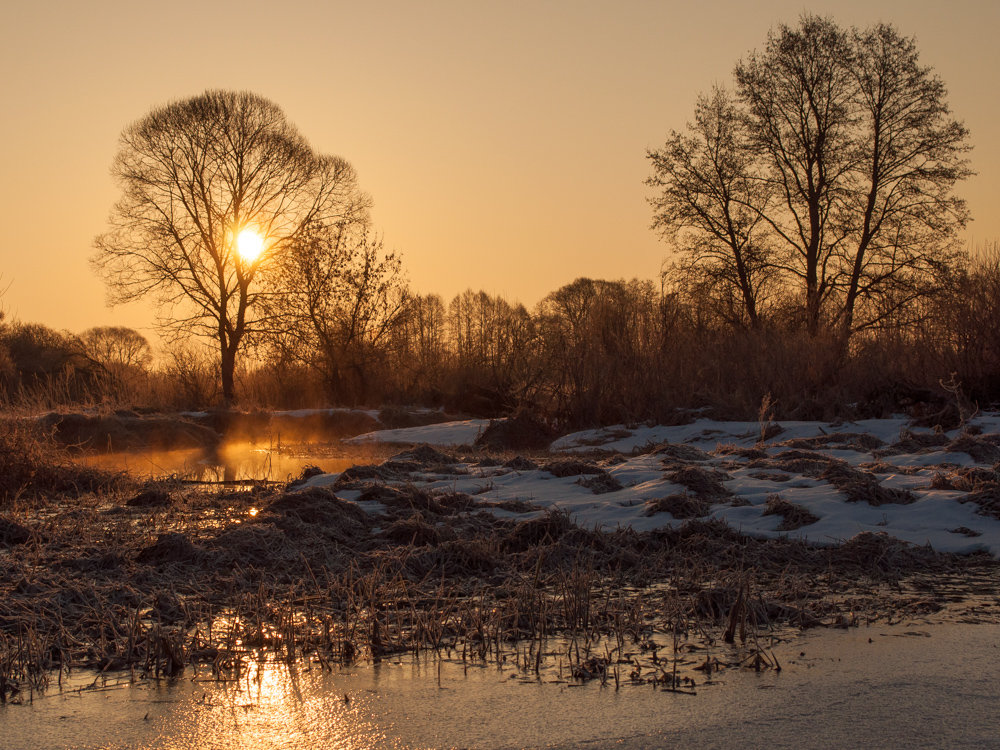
[2, 0, 997, 343]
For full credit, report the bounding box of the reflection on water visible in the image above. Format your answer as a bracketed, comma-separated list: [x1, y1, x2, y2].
[3, 624, 999, 749]
[81, 443, 358, 482]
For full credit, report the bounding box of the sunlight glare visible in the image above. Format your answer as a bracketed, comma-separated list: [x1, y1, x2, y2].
[236, 229, 265, 262]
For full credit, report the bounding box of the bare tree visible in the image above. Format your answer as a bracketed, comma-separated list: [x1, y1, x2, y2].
[735, 15, 856, 333]
[93, 90, 369, 403]
[649, 16, 972, 336]
[647, 88, 775, 328]
[278, 223, 406, 403]
[80, 326, 152, 372]
[839, 23, 972, 332]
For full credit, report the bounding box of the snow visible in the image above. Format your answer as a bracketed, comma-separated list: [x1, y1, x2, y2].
[346, 419, 492, 447]
[551, 416, 933, 453]
[298, 414, 1000, 557]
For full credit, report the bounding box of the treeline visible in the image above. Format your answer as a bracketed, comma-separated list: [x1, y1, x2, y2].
[4, 248, 1000, 426]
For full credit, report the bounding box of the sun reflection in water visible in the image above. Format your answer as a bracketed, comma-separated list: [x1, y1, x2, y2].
[164, 663, 391, 749]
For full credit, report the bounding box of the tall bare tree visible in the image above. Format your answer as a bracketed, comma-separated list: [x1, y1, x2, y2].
[93, 90, 369, 403]
[649, 16, 972, 336]
[735, 15, 857, 333]
[839, 23, 972, 332]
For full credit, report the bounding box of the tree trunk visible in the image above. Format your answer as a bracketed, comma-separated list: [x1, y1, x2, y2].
[220, 342, 237, 406]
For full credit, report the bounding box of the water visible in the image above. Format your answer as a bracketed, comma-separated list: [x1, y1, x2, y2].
[80, 443, 359, 483]
[3, 623, 998, 749]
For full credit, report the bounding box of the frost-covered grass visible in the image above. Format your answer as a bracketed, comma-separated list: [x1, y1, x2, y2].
[312, 413, 1000, 557]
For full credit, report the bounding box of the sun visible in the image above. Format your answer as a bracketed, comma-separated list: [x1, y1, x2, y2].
[236, 229, 265, 262]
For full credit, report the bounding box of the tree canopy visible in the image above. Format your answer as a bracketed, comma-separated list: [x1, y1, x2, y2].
[93, 90, 370, 402]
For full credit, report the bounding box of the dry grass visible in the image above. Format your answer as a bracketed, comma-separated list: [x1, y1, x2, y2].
[0, 419, 126, 506]
[0, 440, 998, 704]
[762, 495, 820, 530]
[664, 466, 733, 501]
[819, 463, 917, 506]
[644, 494, 711, 519]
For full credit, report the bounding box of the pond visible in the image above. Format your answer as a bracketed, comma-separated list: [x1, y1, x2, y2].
[3, 623, 998, 749]
[80, 442, 360, 483]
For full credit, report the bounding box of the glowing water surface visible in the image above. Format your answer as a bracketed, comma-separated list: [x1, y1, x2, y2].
[81, 443, 359, 483]
[3, 623, 998, 749]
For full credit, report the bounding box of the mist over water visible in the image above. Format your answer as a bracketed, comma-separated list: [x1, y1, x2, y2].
[80, 442, 358, 483]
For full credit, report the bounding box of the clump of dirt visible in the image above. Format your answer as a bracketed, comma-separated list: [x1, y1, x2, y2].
[505, 509, 574, 551]
[382, 514, 447, 546]
[961, 488, 1000, 520]
[578, 471, 623, 494]
[747, 471, 791, 482]
[389, 444, 459, 466]
[645, 494, 711, 519]
[762, 495, 820, 530]
[136, 532, 202, 565]
[820, 463, 916, 506]
[714, 444, 767, 460]
[654, 443, 711, 462]
[946, 432, 1000, 464]
[545, 460, 604, 478]
[475, 413, 556, 451]
[126, 488, 173, 508]
[665, 466, 733, 500]
[504, 456, 538, 471]
[0, 517, 33, 546]
[263, 488, 373, 538]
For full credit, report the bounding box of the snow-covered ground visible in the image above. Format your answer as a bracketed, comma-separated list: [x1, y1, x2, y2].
[346, 419, 491, 447]
[312, 414, 1000, 557]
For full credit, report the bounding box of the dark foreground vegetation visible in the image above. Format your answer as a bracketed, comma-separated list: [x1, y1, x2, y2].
[1, 427, 997, 704]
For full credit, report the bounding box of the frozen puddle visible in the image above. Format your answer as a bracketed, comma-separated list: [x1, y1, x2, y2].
[3, 623, 998, 749]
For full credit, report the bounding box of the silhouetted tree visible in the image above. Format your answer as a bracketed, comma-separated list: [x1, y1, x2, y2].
[93, 90, 369, 403]
[0, 323, 95, 397]
[448, 290, 538, 411]
[278, 223, 406, 402]
[649, 16, 971, 336]
[647, 88, 775, 328]
[81, 326, 152, 372]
